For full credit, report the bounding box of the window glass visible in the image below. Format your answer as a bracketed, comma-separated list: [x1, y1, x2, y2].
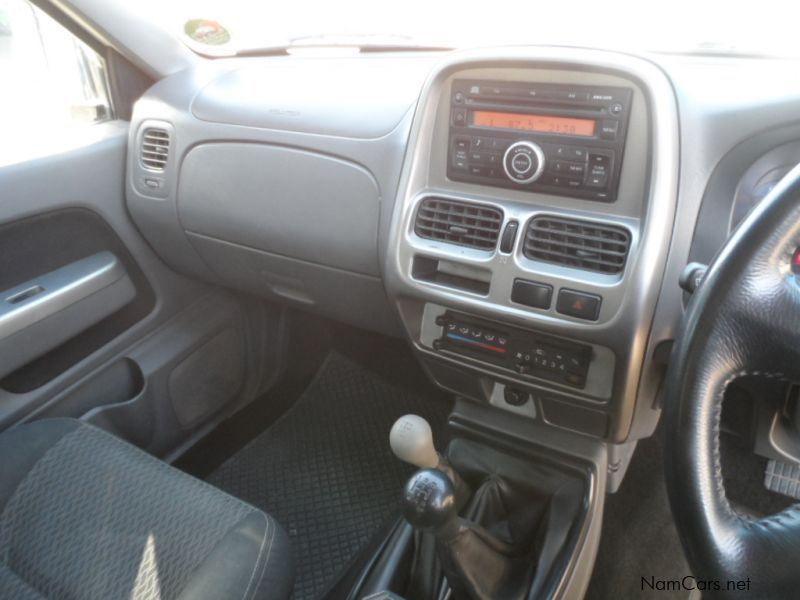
[0, 0, 112, 163]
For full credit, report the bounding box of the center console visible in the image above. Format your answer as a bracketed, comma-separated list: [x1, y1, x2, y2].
[385, 48, 678, 446]
[382, 48, 679, 598]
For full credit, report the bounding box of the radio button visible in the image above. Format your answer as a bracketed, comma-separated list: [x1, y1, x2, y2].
[454, 137, 470, 151]
[470, 136, 490, 150]
[586, 172, 608, 188]
[565, 91, 590, 101]
[452, 108, 467, 126]
[566, 163, 585, 176]
[470, 152, 487, 163]
[511, 153, 533, 174]
[551, 161, 584, 176]
[589, 153, 611, 167]
[503, 141, 546, 184]
[554, 146, 587, 160]
[599, 120, 619, 140]
[489, 138, 510, 152]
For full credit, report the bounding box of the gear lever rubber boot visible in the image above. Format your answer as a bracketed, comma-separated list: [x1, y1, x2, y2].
[401, 469, 514, 600]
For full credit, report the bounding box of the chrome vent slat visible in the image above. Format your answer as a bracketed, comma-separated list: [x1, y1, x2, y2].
[524, 216, 630, 274]
[526, 228, 628, 247]
[414, 197, 503, 251]
[525, 248, 625, 269]
[523, 238, 628, 257]
[140, 127, 170, 171]
[417, 217, 501, 235]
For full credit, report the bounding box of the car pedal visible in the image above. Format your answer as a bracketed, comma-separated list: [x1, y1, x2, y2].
[764, 459, 800, 500]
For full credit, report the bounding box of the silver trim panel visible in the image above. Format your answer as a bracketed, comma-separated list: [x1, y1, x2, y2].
[385, 47, 680, 442]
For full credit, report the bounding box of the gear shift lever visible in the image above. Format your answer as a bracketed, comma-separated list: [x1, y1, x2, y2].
[401, 469, 460, 538]
[390, 415, 468, 502]
[390, 415, 440, 469]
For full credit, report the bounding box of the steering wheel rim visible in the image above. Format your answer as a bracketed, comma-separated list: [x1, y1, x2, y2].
[664, 163, 800, 598]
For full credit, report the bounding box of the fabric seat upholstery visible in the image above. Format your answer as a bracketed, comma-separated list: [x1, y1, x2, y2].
[0, 419, 294, 600]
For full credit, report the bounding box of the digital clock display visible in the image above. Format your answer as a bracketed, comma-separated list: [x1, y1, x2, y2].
[472, 110, 596, 137]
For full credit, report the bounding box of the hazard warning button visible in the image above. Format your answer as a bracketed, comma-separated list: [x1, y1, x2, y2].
[556, 289, 601, 321]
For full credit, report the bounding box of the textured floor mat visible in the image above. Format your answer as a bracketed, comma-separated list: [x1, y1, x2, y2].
[207, 352, 452, 600]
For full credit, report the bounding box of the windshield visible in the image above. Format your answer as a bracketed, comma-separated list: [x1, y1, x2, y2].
[142, 0, 798, 58]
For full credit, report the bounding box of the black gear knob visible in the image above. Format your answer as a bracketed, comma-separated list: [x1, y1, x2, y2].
[401, 469, 460, 540]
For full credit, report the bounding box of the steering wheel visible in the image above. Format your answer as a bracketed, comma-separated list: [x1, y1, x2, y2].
[665, 165, 800, 598]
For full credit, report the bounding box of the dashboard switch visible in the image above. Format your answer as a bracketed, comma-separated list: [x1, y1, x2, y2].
[556, 289, 601, 320]
[679, 262, 709, 293]
[499, 220, 519, 253]
[511, 279, 553, 309]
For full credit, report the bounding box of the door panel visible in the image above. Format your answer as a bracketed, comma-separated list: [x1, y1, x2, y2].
[0, 250, 137, 381]
[0, 123, 276, 457]
[0, 209, 152, 390]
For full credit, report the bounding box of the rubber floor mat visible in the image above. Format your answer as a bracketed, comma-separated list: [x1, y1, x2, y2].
[207, 352, 452, 600]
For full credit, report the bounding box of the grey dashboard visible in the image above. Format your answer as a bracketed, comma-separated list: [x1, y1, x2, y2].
[125, 47, 800, 444]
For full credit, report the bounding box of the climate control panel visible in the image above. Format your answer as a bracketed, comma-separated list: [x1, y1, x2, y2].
[433, 311, 593, 389]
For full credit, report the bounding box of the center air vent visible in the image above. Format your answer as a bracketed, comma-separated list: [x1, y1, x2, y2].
[140, 128, 170, 170]
[524, 216, 630, 274]
[414, 197, 503, 251]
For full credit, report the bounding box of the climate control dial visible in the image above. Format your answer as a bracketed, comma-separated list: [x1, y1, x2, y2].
[503, 141, 545, 184]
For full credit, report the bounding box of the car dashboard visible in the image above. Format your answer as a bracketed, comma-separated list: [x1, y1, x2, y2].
[125, 46, 800, 447]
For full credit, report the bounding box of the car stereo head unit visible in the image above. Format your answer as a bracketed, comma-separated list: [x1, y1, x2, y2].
[447, 80, 633, 202]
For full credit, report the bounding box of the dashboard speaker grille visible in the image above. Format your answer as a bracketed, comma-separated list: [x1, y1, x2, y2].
[414, 197, 503, 251]
[140, 128, 170, 170]
[524, 216, 630, 274]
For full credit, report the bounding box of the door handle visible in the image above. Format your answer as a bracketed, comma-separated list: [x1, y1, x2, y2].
[0, 252, 135, 379]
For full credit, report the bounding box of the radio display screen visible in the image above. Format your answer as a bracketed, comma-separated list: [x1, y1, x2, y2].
[472, 110, 596, 137]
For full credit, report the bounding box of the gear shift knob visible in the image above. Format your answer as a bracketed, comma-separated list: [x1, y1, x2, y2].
[401, 469, 459, 540]
[390, 415, 439, 469]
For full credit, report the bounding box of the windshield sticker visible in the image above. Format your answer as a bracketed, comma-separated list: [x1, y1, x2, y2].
[184, 19, 231, 46]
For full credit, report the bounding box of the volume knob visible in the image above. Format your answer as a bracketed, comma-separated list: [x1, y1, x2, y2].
[503, 141, 545, 184]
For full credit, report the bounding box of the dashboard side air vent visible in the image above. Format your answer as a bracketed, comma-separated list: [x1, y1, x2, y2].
[414, 197, 503, 251]
[524, 216, 630, 274]
[140, 127, 170, 170]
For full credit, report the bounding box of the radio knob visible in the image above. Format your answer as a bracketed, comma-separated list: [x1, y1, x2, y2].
[503, 141, 546, 184]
